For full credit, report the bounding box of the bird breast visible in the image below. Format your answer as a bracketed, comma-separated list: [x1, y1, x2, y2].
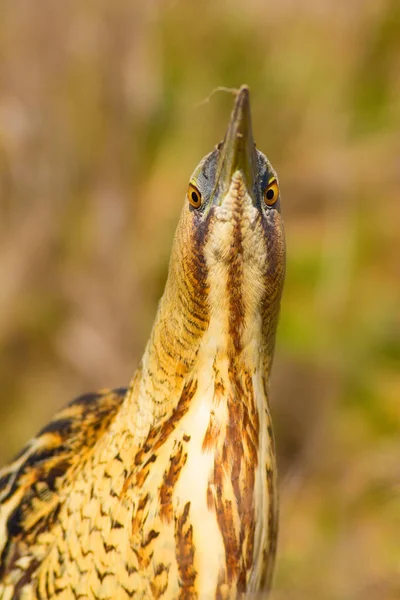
[31, 357, 276, 599]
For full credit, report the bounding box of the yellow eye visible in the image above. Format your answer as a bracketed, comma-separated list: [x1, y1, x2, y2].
[264, 178, 279, 206]
[187, 183, 202, 208]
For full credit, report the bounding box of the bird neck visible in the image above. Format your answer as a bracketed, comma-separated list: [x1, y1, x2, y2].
[121, 211, 280, 446]
[122, 283, 276, 448]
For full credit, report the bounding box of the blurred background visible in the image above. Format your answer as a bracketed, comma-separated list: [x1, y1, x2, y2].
[0, 0, 399, 597]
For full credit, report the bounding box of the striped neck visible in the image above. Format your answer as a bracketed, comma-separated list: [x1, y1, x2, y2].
[123, 174, 283, 444]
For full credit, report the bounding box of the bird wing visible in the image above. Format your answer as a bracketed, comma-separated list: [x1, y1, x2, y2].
[0, 387, 127, 579]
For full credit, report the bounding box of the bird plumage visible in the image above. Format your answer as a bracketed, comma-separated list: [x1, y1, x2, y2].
[0, 86, 285, 599]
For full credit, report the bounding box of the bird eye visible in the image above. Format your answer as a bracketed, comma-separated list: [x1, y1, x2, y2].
[264, 178, 279, 206]
[187, 183, 202, 209]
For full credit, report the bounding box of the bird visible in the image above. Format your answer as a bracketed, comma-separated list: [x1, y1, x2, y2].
[0, 85, 286, 600]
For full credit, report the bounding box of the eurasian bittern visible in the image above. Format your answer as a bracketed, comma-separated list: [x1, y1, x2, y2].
[0, 85, 285, 599]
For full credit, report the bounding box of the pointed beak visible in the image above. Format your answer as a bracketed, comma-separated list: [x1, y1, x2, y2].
[215, 85, 257, 201]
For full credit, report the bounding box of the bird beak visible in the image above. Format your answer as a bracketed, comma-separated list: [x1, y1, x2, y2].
[215, 85, 257, 202]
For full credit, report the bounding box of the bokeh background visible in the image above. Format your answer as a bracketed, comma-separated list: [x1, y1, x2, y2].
[0, 0, 399, 597]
